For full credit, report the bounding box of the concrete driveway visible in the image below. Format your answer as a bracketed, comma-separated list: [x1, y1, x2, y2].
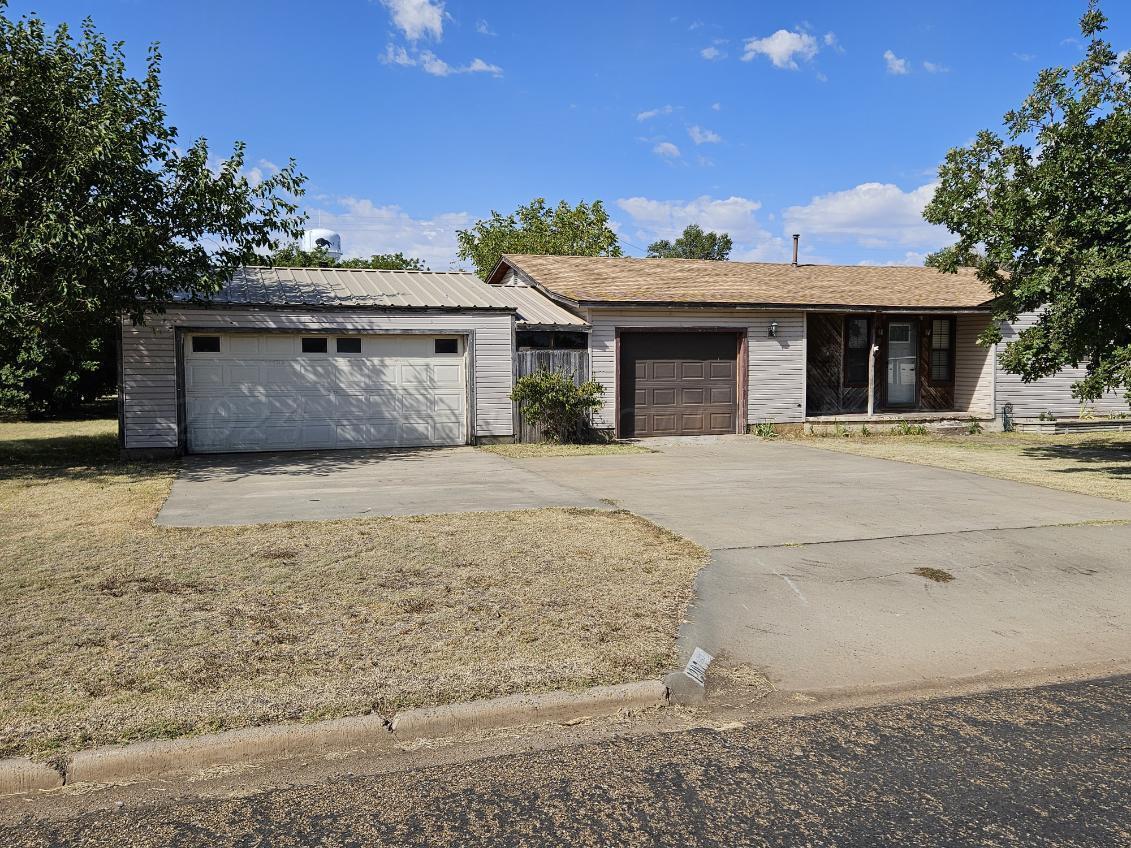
[156, 447, 605, 527]
[159, 437, 1131, 697]
[510, 437, 1131, 695]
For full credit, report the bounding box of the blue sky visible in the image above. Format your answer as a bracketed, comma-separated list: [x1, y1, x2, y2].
[11, 0, 1126, 268]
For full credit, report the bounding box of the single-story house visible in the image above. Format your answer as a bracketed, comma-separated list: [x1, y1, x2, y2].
[119, 256, 1129, 456]
[486, 254, 1130, 438]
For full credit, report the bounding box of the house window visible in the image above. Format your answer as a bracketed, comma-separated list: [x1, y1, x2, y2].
[191, 335, 221, 353]
[930, 318, 954, 383]
[336, 337, 362, 354]
[434, 338, 458, 354]
[843, 317, 871, 387]
[301, 337, 328, 354]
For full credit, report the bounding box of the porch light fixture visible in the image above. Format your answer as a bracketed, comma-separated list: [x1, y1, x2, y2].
[768, 321, 778, 338]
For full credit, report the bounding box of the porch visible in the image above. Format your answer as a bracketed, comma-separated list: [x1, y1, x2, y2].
[805, 311, 995, 419]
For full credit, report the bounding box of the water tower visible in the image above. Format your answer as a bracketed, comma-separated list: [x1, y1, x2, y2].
[301, 228, 342, 260]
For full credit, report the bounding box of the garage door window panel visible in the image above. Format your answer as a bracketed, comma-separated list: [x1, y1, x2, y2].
[301, 337, 328, 354]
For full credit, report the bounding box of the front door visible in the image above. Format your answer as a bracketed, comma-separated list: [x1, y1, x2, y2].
[886, 321, 917, 406]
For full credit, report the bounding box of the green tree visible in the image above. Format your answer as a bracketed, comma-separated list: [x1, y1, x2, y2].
[646, 224, 733, 260]
[0, 6, 306, 414]
[924, 1, 1131, 403]
[338, 253, 427, 271]
[456, 198, 622, 278]
[261, 244, 428, 270]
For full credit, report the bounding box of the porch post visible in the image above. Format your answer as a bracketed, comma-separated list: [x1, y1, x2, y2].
[866, 314, 877, 417]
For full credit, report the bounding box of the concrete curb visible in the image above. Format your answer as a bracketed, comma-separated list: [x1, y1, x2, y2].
[391, 680, 669, 739]
[66, 713, 393, 786]
[0, 758, 63, 795]
[0, 680, 668, 794]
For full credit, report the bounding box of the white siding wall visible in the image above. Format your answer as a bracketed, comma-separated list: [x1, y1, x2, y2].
[121, 307, 514, 451]
[586, 308, 806, 430]
[953, 314, 994, 414]
[995, 312, 1129, 417]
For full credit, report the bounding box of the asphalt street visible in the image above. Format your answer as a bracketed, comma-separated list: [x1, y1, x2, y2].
[5, 675, 1130, 847]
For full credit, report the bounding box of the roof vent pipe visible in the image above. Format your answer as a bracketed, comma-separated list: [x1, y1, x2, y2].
[791, 234, 800, 266]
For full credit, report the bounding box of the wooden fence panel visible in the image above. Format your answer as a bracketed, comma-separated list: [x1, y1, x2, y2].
[514, 349, 590, 443]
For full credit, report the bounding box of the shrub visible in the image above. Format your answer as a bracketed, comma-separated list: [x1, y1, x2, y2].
[967, 418, 984, 435]
[510, 370, 605, 443]
[752, 422, 777, 439]
[894, 420, 929, 436]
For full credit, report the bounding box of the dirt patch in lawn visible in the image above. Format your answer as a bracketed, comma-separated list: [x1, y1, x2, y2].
[479, 442, 653, 459]
[797, 431, 1131, 502]
[0, 419, 705, 759]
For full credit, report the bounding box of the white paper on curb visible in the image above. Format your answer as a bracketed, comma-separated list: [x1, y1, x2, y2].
[683, 647, 714, 686]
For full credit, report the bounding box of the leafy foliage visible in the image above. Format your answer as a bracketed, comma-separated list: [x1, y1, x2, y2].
[510, 370, 605, 443]
[924, 2, 1131, 403]
[260, 244, 428, 270]
[646, 224, 733, 260]
[0, 6, 307, 414]
[456, 198, 621, 278]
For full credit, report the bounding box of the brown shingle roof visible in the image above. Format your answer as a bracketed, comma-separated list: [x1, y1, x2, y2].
[493, 254, 996, 310]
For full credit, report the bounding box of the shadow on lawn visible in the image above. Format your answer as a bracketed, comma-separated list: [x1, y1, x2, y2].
[1019, 440, 1131, 478]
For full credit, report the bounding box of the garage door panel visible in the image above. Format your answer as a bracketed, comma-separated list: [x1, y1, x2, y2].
[228, 336, 261, 355]
[620, 331, 740, 438]
[185, 333, 467, 453]
[188, 365, 224, 387]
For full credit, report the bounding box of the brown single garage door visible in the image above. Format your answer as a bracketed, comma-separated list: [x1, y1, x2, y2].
[619, 332, 739, 437]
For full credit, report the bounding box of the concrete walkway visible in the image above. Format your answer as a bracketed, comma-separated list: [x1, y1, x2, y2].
[512, 436, 1131, 695]
[156, 447, 606, 527]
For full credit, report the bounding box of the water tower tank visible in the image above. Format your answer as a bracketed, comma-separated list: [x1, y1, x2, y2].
[301, 228, 342, 260]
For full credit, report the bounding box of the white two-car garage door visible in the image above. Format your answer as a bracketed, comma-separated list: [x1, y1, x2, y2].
[184, 332, 467, 453]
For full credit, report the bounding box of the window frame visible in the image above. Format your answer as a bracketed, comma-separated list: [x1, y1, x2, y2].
[841, 315, 872, 388]
[433, 337, 459, 354]
[335, 337, 362, 354]
[300, 336, 328, 354]
[191, 335, 221, 354]
[926, 317, 956, 386]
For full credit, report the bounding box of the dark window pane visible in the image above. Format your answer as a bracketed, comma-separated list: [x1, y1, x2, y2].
[434, 338, 458, 354]
[191, 336, 220, 353]
[301, 337, 327, 353]
[336, 337, 361, 354]
[930, 319, 953, 381]
[843, 317, 871, 386]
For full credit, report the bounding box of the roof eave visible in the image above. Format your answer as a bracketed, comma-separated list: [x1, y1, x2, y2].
[574, 299, 997, 313]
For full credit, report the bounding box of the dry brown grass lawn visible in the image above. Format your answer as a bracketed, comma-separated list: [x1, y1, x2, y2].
[479, 442, 653, 458]
[0, 418, 705, 760]
[798, 430, 1131, 502]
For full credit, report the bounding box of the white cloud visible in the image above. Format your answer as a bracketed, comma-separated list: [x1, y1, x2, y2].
[616, 195, 786, 261]
[922, 60, 949, 74]
[652, 141, 681, 158]
[742, 29, 818, 69]
[475, 19, 495, 35]
[823, 32, 843, 52]
[1013, 52, 1036, 62]
[711, 102, 721, 111]
[862, 251, 930, 267]
[381, 44, 502, 76]
[783, 182, 948, 250]
[302, 197, 472, 269]
[688, 125, 721, 145]
[700, 46, 725, 61]
[883, 49, 910, 75]
[637, 104, 675, 121]
[379, 0, 444, 41]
